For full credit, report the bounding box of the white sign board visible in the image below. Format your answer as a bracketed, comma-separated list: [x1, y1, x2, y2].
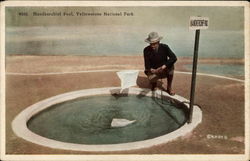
[189, 16, 209, 30]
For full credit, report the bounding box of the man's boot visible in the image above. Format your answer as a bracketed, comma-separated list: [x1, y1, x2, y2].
[166, 75, 175, 95]
[151, 82, 157, 91]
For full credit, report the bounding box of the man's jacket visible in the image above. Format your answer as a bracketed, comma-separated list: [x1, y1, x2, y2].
[143, 43, 177, 73]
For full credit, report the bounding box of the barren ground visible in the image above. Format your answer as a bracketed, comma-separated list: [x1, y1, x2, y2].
[5, 55, 245, 154]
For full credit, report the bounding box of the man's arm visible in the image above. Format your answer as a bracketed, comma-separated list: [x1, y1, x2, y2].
[164, 45, 177, 68]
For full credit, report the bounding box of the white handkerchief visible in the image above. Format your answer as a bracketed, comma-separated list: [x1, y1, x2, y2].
[116, 70, 139, 89]
[111, 118, 136, 128]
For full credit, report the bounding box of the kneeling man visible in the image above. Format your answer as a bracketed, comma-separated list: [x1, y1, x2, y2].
[143, 32, 177, 95]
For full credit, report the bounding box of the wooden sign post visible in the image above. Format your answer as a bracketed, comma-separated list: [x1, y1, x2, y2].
[188, 16, 209, 123]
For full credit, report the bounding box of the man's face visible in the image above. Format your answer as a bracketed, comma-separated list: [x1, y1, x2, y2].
[150, 42, 160, 51]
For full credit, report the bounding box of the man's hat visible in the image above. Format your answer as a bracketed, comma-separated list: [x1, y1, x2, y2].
[145, 32, 163, 43]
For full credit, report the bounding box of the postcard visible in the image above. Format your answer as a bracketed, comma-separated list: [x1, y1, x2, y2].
[0, 1, 249, 161]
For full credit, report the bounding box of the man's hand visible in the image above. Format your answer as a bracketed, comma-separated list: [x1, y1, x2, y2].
[157, 65, 167, 73]
[150, 68, 157, 74]
[161, 65, 167, 70]
[151, 65, 167, 74]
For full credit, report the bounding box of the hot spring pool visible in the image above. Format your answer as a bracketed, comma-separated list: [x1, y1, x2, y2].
[27, 94, 188, 145]
[12, 87, 202, 151]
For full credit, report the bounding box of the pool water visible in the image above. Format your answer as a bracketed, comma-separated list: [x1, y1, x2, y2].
[185, 64, 244, 77]
[27, 94, 188, 144]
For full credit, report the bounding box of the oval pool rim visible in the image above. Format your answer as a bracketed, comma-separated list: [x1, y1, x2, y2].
[12, 87, 202, 152]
